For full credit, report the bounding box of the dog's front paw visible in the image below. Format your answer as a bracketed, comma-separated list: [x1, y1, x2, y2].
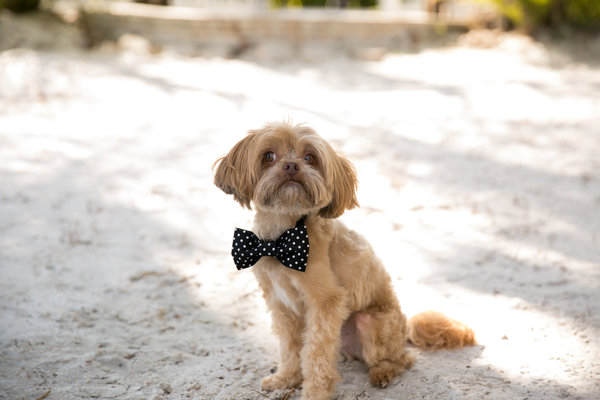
[261, 373, 301, 392]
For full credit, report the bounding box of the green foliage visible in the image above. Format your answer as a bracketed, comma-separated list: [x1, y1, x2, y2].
[488, 0, 600, 31]
[564, 0, 600, 26]
[0, 0, 40, 12]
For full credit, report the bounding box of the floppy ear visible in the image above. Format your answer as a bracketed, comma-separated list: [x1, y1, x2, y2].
[213, 133, 258, 209]
[319, 153, 359, 218]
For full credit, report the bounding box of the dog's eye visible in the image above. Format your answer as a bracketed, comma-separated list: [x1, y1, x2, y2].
[263, 151, 276, 163]
[304, 154, 315, 164]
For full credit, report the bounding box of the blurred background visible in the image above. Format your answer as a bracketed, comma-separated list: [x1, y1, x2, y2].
[2, 0, 600, 31]
[1, 1, 599, 400]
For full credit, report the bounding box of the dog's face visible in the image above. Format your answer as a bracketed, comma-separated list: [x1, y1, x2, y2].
[214, 122, 358, 218]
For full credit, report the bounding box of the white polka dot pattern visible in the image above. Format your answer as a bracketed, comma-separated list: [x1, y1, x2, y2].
[231, 217, 309, 272]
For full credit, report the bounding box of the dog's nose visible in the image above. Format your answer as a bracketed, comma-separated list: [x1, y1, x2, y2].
[282, 162, 299, 175]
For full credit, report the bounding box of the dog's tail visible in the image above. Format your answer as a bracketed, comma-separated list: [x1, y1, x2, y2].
[407, 310, 475, 350]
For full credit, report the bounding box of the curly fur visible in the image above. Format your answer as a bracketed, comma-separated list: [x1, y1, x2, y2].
[213, 121, 475, 400]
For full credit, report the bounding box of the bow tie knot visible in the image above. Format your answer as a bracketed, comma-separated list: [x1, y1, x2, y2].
[232, 218, 309, 272]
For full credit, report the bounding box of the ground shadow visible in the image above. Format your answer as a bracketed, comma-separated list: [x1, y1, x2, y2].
[2, 35, 599, 399]
[0, 157, 274, 400]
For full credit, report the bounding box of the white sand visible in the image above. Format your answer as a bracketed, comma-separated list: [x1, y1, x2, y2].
[1, 12, 599, 400]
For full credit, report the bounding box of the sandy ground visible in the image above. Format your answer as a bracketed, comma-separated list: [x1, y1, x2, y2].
[1, 10, 600, 400]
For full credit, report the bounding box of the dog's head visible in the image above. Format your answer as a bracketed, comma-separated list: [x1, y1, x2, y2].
[213, 122, 358, 218]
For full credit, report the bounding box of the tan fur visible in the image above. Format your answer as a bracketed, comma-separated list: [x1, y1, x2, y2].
[408, 311, 476, 350]
[213, 122, 474, 400]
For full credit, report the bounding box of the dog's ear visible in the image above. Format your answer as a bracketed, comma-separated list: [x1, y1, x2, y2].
[213, 133, 258, 209]
[319, 153, 359, 218]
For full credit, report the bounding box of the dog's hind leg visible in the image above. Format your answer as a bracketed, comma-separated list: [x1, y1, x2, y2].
[353, 305, 415, 388]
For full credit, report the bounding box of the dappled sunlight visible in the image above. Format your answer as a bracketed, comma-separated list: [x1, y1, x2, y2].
[466, 289, 597, 393]
[2, 21, 599, 399]
[395, 276, 598, 396]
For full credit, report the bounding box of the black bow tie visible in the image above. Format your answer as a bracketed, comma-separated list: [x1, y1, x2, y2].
[231, 217, 309, 272]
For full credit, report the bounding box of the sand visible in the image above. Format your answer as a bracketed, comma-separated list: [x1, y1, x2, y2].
[1, 10, 599, 400]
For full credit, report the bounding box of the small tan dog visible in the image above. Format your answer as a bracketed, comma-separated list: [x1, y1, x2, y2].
[214, 121, 474, 400]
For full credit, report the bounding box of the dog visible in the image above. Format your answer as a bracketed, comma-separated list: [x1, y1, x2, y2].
[213, 121, 475, 400]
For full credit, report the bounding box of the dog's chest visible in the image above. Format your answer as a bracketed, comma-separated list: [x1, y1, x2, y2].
[257, 259, 305, 316]
[272, 280, 300, 315]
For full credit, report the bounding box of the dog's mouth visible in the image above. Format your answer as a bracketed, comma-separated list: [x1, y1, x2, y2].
[254, 171, 325, 212]
[280, 178, 303, 189]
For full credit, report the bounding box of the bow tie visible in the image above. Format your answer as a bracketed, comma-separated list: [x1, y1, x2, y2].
[232, 217, 309, 272]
